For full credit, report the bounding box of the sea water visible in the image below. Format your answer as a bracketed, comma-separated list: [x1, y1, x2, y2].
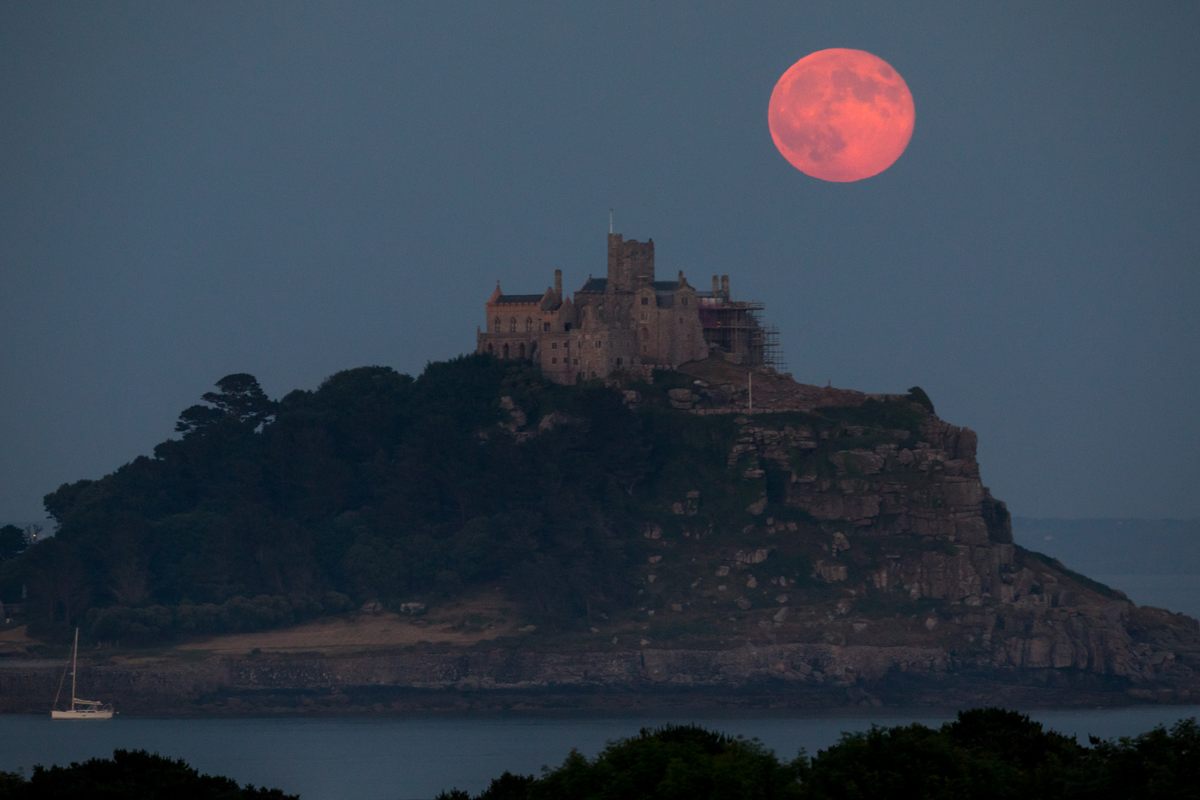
[1, 706, 1197, 800]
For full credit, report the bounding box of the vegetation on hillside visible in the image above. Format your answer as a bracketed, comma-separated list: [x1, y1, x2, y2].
[0, 355, 933, 645]
[436, 710, 1200, 800]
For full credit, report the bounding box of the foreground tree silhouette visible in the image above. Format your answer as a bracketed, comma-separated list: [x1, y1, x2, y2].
[439, 712, 1200, 800]
[436, 724, 804, 800]
[0, 749, 296, 799]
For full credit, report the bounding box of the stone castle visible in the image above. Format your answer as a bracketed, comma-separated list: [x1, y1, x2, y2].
[476, 232, 780, 383]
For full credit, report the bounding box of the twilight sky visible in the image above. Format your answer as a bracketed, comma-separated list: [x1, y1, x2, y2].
[2, 2, 1197, 523]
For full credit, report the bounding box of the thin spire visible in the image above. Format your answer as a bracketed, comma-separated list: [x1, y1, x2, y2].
[609, 208, 614, 234]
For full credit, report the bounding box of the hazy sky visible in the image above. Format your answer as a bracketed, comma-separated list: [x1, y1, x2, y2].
[2, 2, 1198, 523]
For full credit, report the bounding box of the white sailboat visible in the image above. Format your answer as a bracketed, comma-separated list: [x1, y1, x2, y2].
[50, 627, 114, 720]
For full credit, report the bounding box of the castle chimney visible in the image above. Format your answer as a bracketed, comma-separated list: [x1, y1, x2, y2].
[712, 275, 720, 295]
[721, 275, 730, 297]
[554, 268, 563, 300]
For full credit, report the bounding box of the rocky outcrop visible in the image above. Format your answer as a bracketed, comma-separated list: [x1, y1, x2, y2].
[694, 377, 1200, 698]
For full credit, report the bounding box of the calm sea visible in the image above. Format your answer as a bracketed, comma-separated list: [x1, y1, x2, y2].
[2, 707, 1198, 799]
[1091, 574, 1200, 620]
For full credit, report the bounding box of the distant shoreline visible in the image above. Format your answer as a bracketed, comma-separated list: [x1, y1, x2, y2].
[2, 648, 1194, 717]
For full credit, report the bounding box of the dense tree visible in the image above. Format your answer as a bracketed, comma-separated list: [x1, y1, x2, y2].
[437, 724, 804, 800]
[440, 713, 1200, 800]
[0, 749, 296, 799]
[175, 373, 275, 437]
[1083, 717, 1200, 800]
[0, 525, 26, 560]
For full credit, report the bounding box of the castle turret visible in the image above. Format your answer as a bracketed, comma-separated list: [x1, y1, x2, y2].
[554, 269, 562, 301]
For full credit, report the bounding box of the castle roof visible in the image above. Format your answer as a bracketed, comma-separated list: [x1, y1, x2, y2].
[577, 278, 688, 294]
[493, 293, 546, 305]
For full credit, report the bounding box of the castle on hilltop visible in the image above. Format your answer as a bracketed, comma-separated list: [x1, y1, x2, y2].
[476, 232, 781, 384]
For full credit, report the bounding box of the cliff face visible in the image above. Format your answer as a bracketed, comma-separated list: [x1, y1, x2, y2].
[724, 407, 1197, 687]
[2, 363, 1198, 713]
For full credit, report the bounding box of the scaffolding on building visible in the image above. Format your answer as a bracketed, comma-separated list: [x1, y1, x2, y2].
[697, 296, 786, 372]
[754, 316, 787, 373]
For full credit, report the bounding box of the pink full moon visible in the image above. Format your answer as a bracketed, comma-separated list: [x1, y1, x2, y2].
[768, 48, 915, 182]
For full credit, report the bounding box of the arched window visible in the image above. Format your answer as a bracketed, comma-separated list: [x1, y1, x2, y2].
[525, 317, 533, 331]
[502, 344, 509, 359]
[509, 317, 517, 332]
[493, 316, 501, 332]
[486, 343, 494, 354]
[518, 343, 526, 359]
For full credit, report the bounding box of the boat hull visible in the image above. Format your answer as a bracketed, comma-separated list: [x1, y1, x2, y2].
[51, 709, 114, 720]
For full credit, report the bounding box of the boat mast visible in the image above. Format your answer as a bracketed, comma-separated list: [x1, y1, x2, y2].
[70, 627, 78, 711]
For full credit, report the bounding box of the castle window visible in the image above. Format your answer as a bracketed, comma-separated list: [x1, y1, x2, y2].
[564, 340, 569, 348]
[640, 312, 647, 322]
[552, 357, 557, 364]
[641, 297, 648, 306]
[493, 316, 501, 332]
[543, 322, 550, 332]
[682, 296, 688, 306]
[616, 357, 623, 366]
[519, 343, 526, 359]
[525, 317, 533, 331]
[551, 342, 558, 349]
[573, 358, 579, 365]
[509, 317, 517, 332]
[596, 340, 602, 348]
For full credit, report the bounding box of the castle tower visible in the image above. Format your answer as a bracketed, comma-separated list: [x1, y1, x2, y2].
[607, 233, 655, 292]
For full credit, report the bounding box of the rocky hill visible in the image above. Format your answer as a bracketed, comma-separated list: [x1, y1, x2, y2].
[1, 356, 1197, 713]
